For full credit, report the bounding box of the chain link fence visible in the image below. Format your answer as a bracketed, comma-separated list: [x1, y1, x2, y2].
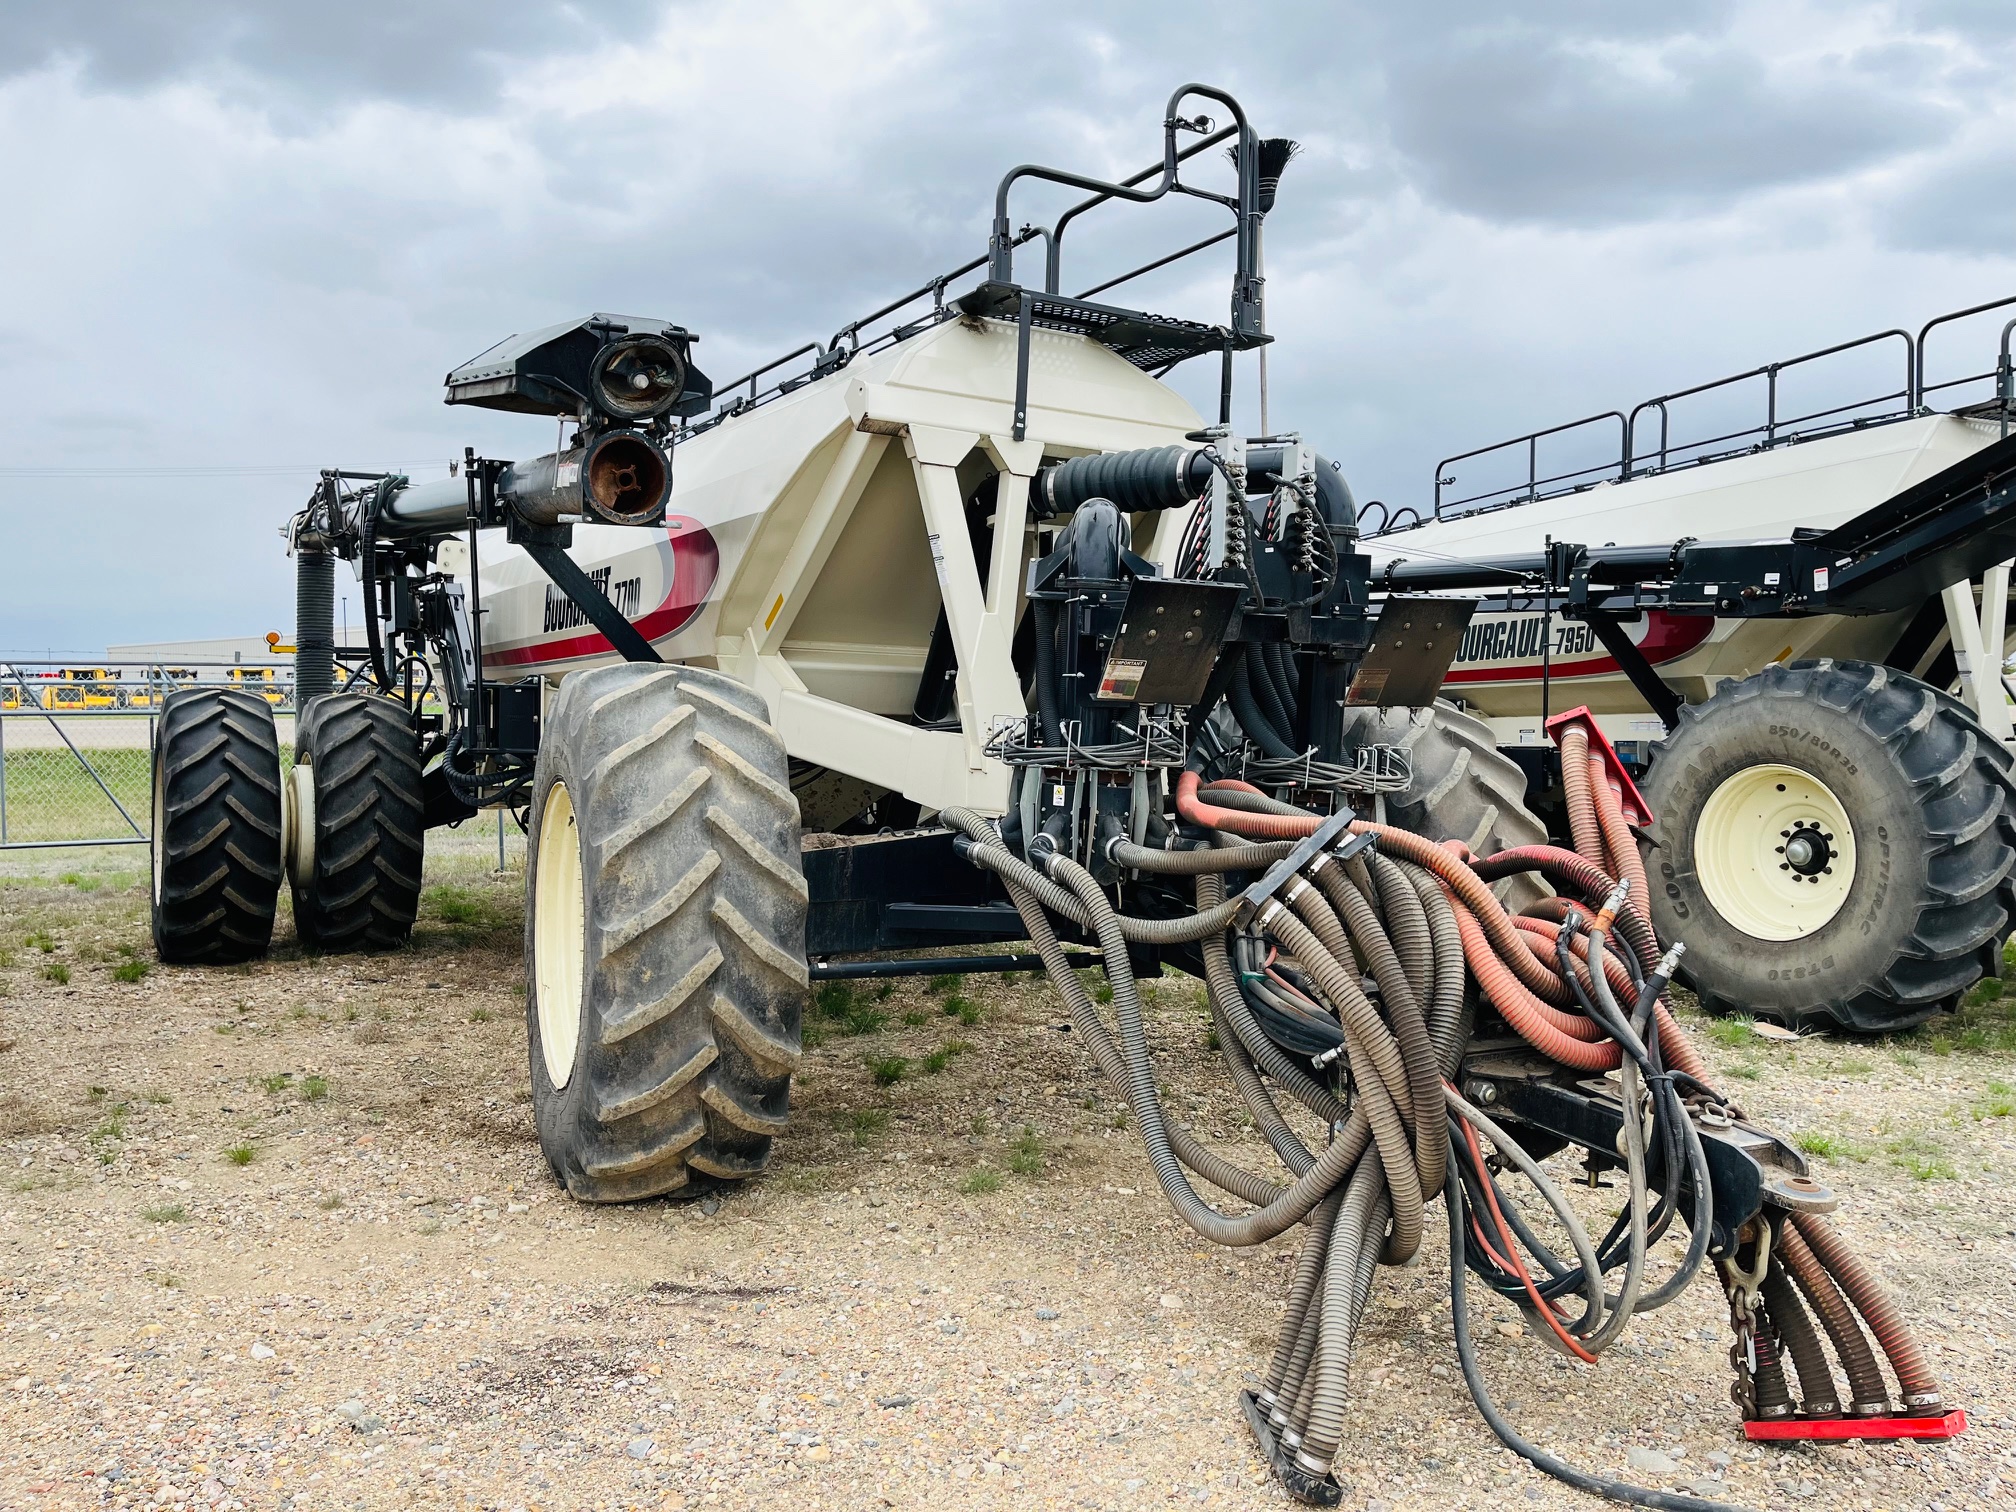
[1, 661, 522, 871]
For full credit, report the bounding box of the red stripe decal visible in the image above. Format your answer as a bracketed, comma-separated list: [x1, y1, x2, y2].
[485, 516, 720, 669]
[1443, 611, 1712, 685]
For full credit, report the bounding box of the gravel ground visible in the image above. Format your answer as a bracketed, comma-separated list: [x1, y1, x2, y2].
[2, 845, 2013, 1511]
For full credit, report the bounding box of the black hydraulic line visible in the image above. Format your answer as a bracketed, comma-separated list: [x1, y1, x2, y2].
[1229, 655, 1298, 759]
[517, 540, 662, 664]
[809, 952, 1098, 980]
[1446, 1159, 1754, 1512]
[1031, 597, 1064, 744]
[358, 480, 397, 693]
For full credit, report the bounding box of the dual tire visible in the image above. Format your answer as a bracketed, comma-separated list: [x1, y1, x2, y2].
[150, 689, 424, 962]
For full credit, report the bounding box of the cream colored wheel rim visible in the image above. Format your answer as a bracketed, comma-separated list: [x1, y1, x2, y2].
[1694, 763, 1856, 941]
[534, 781, 587, 1089]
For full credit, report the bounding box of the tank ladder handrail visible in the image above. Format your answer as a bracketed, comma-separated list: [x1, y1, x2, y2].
[1432, 411, 1627, 520]
[1914, 293, 2016, 410]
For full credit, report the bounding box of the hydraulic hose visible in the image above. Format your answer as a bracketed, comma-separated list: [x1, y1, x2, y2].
[1588, 753, 1653, 920]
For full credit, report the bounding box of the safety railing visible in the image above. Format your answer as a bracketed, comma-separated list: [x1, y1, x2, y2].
[1400, 295, 2016, 535]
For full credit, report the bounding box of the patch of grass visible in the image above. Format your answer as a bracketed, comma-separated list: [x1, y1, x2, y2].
[25, 929, 55, 954]
[146, 1269, 182, 1289]
[958, 1167, 1003, 1195]
[422, 882, 510, 936]
[1008, 1127, 1044, 1176]
[224, 1142, 257, 1167]
[901, 1011, 930, 1027]
[846, 1108, 890, 1146]
[58, 871, 102, 893]
[1794, 1129, 1867, 1161]
[1891, 1050, 1922, 1070]
[141, 1202, 187, 1224]
[864, 1054, 909, 1086]
[0, 945, 14, 968]
[1972, 1079, 2015, 1121]
[86, 1085, 108, 1103]
[1895, 976, 2016, 1058]
[970, 1113, 989, 1136]
[42, 962, 70, 985]
[301, 1074, 329, 1102]
[1704, 1016, 1754, 1048]
[214, 1022, 235, 1035]
[469, 1007, 494, 1023]
[144, 1090, 172, 1105]
[1723, 1063, 1764, 1081]
[813, 980, 890, 1038]
[317, 1192, 344, 1211]
[927, 973, 965, 996]
[257, 1072, 294, 1094]
[111, 956, 149, 984]
[942, 994, 982, 1027]
[1883, 1132, 1955, 1181]
[1834, 1056, 1875, 1076]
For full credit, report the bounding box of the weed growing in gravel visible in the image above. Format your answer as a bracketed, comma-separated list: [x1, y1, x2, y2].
[1973, 1080, 2015, 1120]
[1704, 1016, 1754, 1048]
[1902, 975, 2016, 1057]
[970, 1114, 989, 1136]
[86, 1085, 107, 1103]
[813, 981, 889, 1039]
[317, 1192, 344, 1210]
[921, 1040, 971, 1075]
[469, 1007, 494, 1023]
[42, 963, 70, 985]
[927, 973, 965, 996]
[301, 1075, 329, 1102]
[257, 1073, 293, 1094]
[1723, 1063, 1763, 1081]
[142, 1203, 187, 1223]
[146, 1269, 182, 1289]
[112, 957, 149, 984]
[865, 1054, 909, 1086]
[1884, 1132, 1955, 1180]
[901, 1011, 930, 1027]
[1834, 1056, 1875, 1076]
[1794, 1130, 1867, 1161]
[1009, 1128, 1044, 1175]
[942, 994, 982, 1026]
[0, 945, 14, 968]
[25, 930, 55, 953]
[958, 1167, 1003, 1195]
[847, 1108, 890, 1146]
[225, 1142, 256, 1166]
[58, 872, 101, 892]
[144, 1090, 171, 1104]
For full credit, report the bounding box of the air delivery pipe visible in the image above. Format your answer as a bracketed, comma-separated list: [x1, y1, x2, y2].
[1039, 445, 1355, 529]
[1371, 543, 1683, 593]
[373, 428, 672, 538]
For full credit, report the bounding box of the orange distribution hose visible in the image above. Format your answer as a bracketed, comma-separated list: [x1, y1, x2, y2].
[1558, 723, 1605, 867]
[1588, 753, 1652, 920]
[1509, 916, 1706, 1079]
[1444, 890, 1620, 1071]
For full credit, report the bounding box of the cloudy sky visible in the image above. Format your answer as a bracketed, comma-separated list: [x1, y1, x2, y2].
[3, 0, 2013, 657]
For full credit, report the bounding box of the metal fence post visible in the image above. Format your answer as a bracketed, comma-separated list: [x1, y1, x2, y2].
[0, 704, 8, 846]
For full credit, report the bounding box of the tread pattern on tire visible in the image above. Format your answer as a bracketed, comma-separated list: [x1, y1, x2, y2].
[1643, 659, 2016, 1033]
[1343, 700, 1550, 909]
[528, 663, 806, 1203]
[152, 688, 283, 964]
[292, 693, 424, 952]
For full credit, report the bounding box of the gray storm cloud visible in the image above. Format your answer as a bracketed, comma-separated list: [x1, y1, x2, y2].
[1, 0, 2012, 653]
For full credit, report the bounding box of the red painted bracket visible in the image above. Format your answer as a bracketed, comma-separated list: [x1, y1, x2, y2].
[1545, 705, 1654, 827]
[1743, 1408, 1968, 1442]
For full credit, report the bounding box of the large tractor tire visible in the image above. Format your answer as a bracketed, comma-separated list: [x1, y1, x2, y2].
[290, 693, 425, 952]
[525, 663, 807, 1202]
[151, 688, 284, 963]
[1343, 700, 1550, 910]
[1642, 659, 2016, 1034]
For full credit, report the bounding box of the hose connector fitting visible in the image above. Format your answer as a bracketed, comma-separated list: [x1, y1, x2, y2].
[1655, 941, 1687, 979]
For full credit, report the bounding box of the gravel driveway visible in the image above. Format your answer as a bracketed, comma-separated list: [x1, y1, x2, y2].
[2, 849, 2012, 1510]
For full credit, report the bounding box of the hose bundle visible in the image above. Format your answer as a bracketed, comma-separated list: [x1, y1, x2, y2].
[943, 757, 1948, 1510]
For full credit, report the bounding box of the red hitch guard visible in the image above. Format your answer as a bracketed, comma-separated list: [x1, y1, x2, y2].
[1545, 705, 1653, 827]
[1744, 1408, 1968, 1443]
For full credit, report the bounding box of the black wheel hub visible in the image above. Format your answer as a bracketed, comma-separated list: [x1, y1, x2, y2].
[1777, 821, 1836, 881]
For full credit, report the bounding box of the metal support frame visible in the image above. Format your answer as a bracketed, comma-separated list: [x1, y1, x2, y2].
[1940, 570, 2015, 743]
[1577, 607, 1683, 730]
[516, 538, 664, 665]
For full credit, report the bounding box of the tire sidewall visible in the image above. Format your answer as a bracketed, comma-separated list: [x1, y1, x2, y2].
[1648, 690, 1925, 1009]
[524, 718, 595, 1186]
